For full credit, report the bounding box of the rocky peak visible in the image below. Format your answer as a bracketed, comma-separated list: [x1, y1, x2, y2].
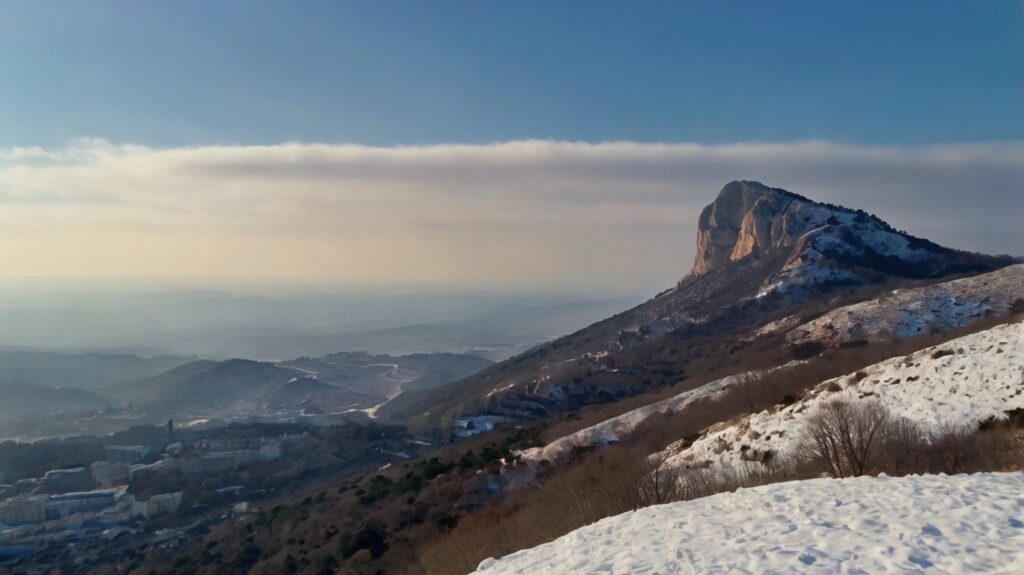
[690, 181, 822, 275]
[685, 181, 1012, 297]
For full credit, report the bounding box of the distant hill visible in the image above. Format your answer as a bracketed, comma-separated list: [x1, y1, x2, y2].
[0, 381, 109, 419]
[106, 359, 305, 418]
[105, 351, 493, 420]
[0, 350, 191, 390]
[282, 352, 493, 397]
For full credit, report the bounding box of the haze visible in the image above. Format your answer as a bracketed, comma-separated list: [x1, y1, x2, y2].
[2, 2, 1021, 296]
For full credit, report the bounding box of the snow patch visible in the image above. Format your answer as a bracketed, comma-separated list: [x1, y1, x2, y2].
[519, 363, 802, 465]
[787, 264, 1024, 347]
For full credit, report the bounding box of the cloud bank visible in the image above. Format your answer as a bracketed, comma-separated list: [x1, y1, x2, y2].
[0, 139, 1020, 293]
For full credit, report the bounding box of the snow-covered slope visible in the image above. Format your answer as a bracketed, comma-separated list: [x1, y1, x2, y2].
[475, 472, 1024, 574]
[663, 321, 1024, 471]
[518, 365, 799, 465]
[786, 264, 1024, 348]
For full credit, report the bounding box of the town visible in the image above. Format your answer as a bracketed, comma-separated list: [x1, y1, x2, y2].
[0, 418, 413, 566]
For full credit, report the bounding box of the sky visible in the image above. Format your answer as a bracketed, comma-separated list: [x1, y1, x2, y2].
[0, 2, 1021, 295]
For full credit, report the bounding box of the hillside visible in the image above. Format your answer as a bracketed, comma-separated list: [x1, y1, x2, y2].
[661, 320, 1024, 472]
[281, 351, 493, 398]
[264, 376, 384, 414]
[474, 472, 1024, 574]
[520, 266, 1024, 464]
[378, 181, 1014, 427]
[784, 263, 1024, 348]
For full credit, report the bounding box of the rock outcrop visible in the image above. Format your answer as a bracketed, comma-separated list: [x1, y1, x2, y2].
[685, 181, 1013, 298]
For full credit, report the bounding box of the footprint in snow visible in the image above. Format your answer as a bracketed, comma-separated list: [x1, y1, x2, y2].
[908, 553, 934, 568]
[921, 524, 943, 538]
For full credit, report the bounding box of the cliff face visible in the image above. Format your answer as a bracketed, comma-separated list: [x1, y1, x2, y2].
[690, 181, 802, 275]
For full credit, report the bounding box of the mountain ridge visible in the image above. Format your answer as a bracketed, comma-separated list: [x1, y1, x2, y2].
[378, 181, 1016, 428]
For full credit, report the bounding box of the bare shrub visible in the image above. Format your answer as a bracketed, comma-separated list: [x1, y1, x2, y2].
[927, 421, 979, 474]
[880, 416, 928, 475]
[637, 455, 680, 506]
[801, 399, 891, 478]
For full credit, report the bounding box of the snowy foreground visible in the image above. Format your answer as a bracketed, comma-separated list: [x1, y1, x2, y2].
[474, 472, 1024, 574]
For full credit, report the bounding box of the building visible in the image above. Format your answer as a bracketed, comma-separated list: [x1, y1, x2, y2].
[42, 467, 92, 492]
[452, 415, 512, 439]
[0, 497, 46, 525]
[133, 492, 182, 519]
[91, 461, 131, 487]
[199, 452, 236, 472]
[105, 445, 151, 464]
[44, 488, 123, 520]
[206, 438, 253, 452]
[199, 448, 272, 471]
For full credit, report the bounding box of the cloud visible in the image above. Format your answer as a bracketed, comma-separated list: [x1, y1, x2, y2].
[0, 139, 1020, 292]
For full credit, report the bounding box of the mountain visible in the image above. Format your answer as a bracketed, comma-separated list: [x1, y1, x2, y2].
[0, 351, 191, 391]
[517, 264, 1024, 465]
[377, 181, 1015, 426]
[686, 180, 1012, 295]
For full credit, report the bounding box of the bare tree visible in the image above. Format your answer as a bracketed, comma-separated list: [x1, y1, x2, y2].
[801, 399, 891, 478]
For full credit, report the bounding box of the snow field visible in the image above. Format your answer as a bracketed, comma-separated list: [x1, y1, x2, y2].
[475, 472, 1024, 574]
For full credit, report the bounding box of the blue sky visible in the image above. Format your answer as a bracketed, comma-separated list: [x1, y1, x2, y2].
[2, 1, 1021, 148]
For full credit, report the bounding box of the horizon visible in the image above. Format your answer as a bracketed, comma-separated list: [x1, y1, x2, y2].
[1, 2, 1021, 295]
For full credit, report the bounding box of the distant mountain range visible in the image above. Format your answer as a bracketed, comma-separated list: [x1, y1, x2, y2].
[104, 351, 494, 421]
[0, 350, 191, 391]
[0, 349, 493, 440]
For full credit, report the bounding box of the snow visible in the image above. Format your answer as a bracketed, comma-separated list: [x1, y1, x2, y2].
[755, 214, 962, 298]
[518, 365, 802, 465]
[663, 321, 1024, 471]
[474, 472, 1024, 574]
[787, 264, 1024, 347]
[758, 247, 862, 297]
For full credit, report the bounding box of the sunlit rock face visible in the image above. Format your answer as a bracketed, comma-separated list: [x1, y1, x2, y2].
[686, 180, 1013, 297]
